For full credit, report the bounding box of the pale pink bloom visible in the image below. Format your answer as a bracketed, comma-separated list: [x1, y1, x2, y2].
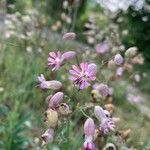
[93, 83, 109, 97]
[83, 118, 95, 150]
[48, 51, 76, 70]
[116, 67, 124, 77]
[96, 41, 110, 54]
[48, 51, 63, 70]
[94, 106, 115, 135]
[41, 128, 54, 144]
[48, 92, 64, 109]
[69, 63, 97, 90]
[63, 32, 76, 40]
[38, 74, 62, 90]
[114, 54, 123, 65]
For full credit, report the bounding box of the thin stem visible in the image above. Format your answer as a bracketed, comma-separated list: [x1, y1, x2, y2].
[79, 108, 90, 118]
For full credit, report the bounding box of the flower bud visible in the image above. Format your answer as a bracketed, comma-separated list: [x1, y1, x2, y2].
[45, 109, 58, 128]
[94, 106, 106, 121]
[114, 54, 123, 65]
[63, 32, 76, 40]
[41, 128, 54, 146]
[84, 118, 95, 137]
[49, 92, 64, 109]
[83, 140, 95, 150]
[62, 51, 76, 61]
[38, 74, 62, 90]
[87, 63, 97, 76]
[125, 47, 137, 58]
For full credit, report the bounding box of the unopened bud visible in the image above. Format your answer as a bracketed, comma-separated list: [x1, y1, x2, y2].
[125, 47, 138, 58]
[63, 32, 76, 40]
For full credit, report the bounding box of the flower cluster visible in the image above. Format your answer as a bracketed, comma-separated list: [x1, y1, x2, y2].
[37, 32, 143, 149]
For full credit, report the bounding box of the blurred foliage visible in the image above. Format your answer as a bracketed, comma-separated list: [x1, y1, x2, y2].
[120, 0, 150, 64]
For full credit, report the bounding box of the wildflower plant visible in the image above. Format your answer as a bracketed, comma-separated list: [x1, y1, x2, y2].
[37, 31, 144, 149]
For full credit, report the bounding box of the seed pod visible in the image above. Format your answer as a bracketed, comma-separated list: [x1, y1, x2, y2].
[45, 109, 58, 128]
[103, 143, 116, 150]
[57, 103, 72, 116]
[104, 104, 114, 114]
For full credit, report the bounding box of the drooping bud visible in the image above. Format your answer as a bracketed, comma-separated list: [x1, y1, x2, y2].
[84, 118, 95, 137]
[62, 51, 76, 61]
[49, 92, 64, 109]
[114, 54, 123, 65]
[94, 106, 106, 121]
[41, 128, 54, 146]
[63, 32, 76, 40]
[38, 74, 62, 90]
[83, 118, 95, 150]
[94, 106, 115, 135]
[83, 140, 95, 150]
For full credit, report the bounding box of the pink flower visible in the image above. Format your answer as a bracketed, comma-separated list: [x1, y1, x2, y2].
[38, 74, 62, 90]
[114, 54, 123, 65]
[83, 118, 95, 150]
[41, 128, 54, 145]
[63, 32, 76, 40]
[94, 106, 115, 135]
[48, 51, 63, 70]
[48, 51, 76, 70]
[69, 63, 97, 90]
[96, 41, 110, 54]
[48, 92, 64, 109]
